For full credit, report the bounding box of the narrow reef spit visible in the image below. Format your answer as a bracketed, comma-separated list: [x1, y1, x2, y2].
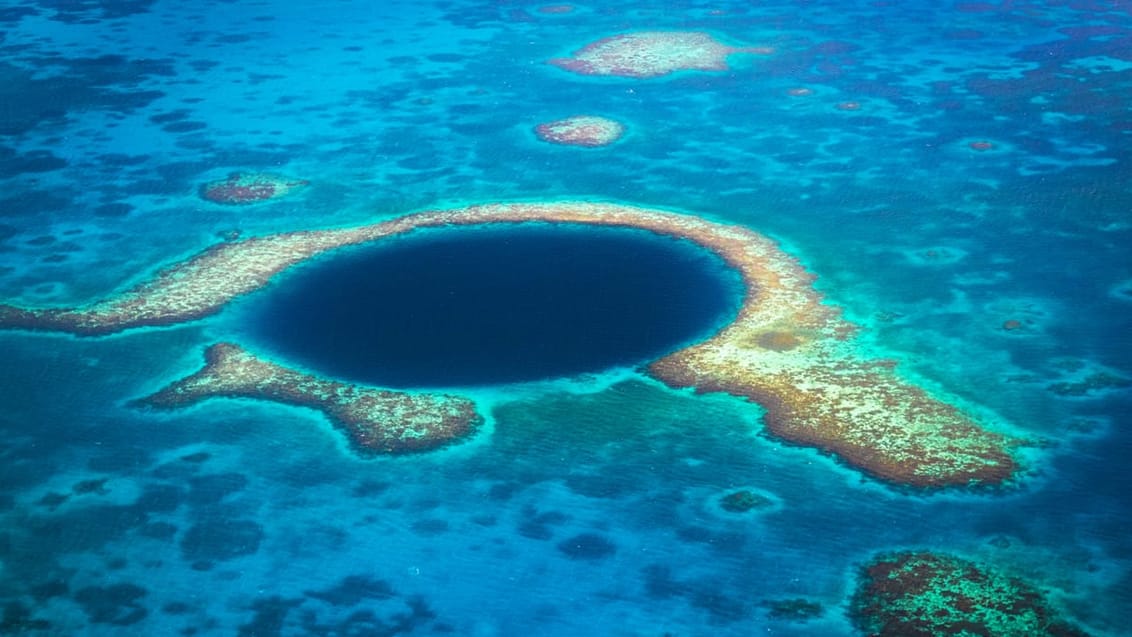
[137, 343, 480, 455]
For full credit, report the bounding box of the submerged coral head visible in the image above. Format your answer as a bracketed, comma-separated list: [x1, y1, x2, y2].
[549, 31, 771, 78]
[200, 172, 308, 205]
[718, 489, 774, 513]
[535, 115, 625, 147]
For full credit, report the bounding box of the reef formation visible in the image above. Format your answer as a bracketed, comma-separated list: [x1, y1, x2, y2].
[852, 552, 1090, 636]
[717, 488, 775, 514]
[549, 31, 772, 78]
[138, 343, 480, 455]
[199, 172, 308, 205]
[537, 4, 574, 14]
[0, 202, 1019, 486]
[535, 115, 625, 147]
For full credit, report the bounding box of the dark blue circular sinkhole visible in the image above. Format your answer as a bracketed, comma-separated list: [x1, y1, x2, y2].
[236, 222, 743, 388]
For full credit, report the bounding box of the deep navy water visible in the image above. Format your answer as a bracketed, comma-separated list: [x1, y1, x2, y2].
[1, 0, 1131, 636]
[238, 223, 740, 388]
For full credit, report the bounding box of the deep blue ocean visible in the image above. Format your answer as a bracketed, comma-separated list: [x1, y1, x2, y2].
[1, 1, 1130, 635]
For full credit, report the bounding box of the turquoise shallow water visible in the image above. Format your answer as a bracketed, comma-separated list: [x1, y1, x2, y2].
[1, 1, 1130, 635]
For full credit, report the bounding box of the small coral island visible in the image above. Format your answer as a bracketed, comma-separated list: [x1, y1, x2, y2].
[0, 202, 1021, 486]
[549, 31, 773, 78]
[852, 552, 1090, 636]
[199, 172, 308, 205]
[535, 115, 625, 147]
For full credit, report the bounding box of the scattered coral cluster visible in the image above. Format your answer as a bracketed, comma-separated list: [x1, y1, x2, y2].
[853, 552, 1089, 637]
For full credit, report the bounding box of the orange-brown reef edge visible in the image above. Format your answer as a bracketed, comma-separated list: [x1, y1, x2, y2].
[136, 342, 480, 456]
[0, 202, 1022, 485]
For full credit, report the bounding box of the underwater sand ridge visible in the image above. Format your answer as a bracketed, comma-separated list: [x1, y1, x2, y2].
[0, 202, 1019, 487]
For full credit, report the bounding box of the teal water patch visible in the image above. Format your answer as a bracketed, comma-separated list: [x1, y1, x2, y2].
[230, 222, 743, 388]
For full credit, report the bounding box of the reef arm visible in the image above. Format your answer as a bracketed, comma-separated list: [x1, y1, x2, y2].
[651, 345, 1020, 489]
[0, 228, 392, 336]
[134, 343, 482, 455]
[764, 360, 1018, 488]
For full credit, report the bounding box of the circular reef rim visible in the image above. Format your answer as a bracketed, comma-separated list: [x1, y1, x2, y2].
[0, 201, 1022, 487]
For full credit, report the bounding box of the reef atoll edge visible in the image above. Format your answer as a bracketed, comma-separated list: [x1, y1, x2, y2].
[0, 202, 1021, 486]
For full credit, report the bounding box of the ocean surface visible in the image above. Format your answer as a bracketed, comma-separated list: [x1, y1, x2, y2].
[1, 0, 1130, 635]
